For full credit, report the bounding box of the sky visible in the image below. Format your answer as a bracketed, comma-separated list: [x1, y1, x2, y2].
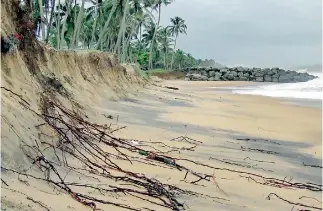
[159, 0, 322, 69]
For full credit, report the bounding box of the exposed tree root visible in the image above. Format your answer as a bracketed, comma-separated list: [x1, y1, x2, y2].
[266, 193, 322, 210]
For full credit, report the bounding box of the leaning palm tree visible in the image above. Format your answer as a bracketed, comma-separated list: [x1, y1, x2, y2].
[169, 16, 187, 70]
[142, 20, 157, 48]
[95, 0, 123, 50]
[148, 0, 173, 69]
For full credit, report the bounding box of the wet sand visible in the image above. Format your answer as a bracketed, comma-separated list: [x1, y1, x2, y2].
[90, 80, 322, 210]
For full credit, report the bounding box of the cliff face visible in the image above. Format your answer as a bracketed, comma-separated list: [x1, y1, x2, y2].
[184, 67, 317, 83]
[1, 0, 147, 168]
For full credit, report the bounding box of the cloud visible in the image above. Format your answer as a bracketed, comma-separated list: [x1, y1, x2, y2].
[160, 0, 322, 68]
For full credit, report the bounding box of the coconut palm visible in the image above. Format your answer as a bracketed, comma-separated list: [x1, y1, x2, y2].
[95, 0, 123, 49]
[169, 16, 187, 70]
[70, 0, 86, 48]
[148, 0, 173, 70]
[157, 27, 173, 69]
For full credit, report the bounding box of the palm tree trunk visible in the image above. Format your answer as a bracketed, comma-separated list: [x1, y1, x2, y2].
[114, 0, 129, 56]
[45, 0, 55, 43]
[75, 0, 86, 48]
[56, 0, 61, 47]
[96, 2, 118, 50]
[148, 4, 161, 70]
[90, 0, 99, 48]
[71, 0, 85, 49]
[170, 34, 178, 71]
[59, 1, 71, 49]
[59, 7, 68, 48]
[38, 0, 46, 40]
[165, 48, 168, 69]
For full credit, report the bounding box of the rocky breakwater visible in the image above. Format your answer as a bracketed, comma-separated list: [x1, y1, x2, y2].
[184, 67, 317, 83]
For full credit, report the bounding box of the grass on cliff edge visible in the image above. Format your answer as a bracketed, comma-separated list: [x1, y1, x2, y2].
[148, 69, 185, 80]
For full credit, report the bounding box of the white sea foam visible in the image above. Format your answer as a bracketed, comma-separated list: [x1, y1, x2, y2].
[232, 72, 323, 100]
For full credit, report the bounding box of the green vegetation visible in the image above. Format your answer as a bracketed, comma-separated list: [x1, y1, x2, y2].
[27, 0, 215, 70]
[150, 68, 169, 73]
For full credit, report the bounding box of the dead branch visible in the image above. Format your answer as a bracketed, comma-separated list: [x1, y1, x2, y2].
[266, 193, 322, 210]
[299, 196, 322, 203]
[1, 178, 9, 186]
[244, 156, 275, 164]
[235, 137, 280, 145]
[240, 146, 279, 155]
[26, 197, 51, 211]
[302, 162, 322, 169]
[209, 157, 273, 172]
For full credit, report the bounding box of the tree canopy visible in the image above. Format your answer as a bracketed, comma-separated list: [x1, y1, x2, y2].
[26, 0, 215, 70]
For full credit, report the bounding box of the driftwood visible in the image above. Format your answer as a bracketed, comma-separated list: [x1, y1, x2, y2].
[164, 86, 179, 90]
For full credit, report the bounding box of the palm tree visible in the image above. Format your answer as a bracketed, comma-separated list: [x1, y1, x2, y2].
[45, 0, 55, 43]
[174, 49, 185, 69]
[148, 0, 173, 69]
[70, 0, 86, 48]
[95, 0, 121, 49]
[135, 9, 152, 45]
[157, 27, 173, 69]
[89, 0, 100, 47]
[169, 16, 187, 70]
[38, 0, 46, 39]
[142, 20, 156, 48]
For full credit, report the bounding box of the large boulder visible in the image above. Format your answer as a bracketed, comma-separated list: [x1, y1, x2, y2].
[231, 71, 238, 77]
[208, 77, 214, 81]
[213, 76, 221, 81]
[243, 72, 250, 78]
[272, 78, 279, 83]
[189, 73, 202, 81]
[256, 77, 264, 82]
[264, 75, 272, 82]
[200, 75, 208, 81]
[255, 71, 265, 77]
[223, 73, 234, 81]
[267, 69, 275, 75]
[209, 71, 216, 77]
[278, 74, 292, 83]
[240, 76, 249, 81]
[201, 70, 208, 76]
[236, 66, 245, 72]
[220, 68, 229, 74]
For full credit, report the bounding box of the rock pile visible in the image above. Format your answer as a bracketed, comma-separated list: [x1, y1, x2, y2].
[184, 67, 317, 83]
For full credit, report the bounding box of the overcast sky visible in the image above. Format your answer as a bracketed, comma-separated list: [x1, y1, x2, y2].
[159, 0, 322, 68]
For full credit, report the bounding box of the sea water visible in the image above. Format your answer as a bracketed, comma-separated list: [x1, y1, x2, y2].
[212, 70, 323, 108]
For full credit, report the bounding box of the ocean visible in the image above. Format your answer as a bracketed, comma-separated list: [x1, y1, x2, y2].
[212, 70, 322, 108]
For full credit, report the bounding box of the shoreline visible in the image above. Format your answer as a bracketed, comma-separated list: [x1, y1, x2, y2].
[181, 80, 322, 109]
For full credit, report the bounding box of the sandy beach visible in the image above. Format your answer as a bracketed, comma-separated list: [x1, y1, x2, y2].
[2, 72, 322, 211]
[95, 80, 323, 210]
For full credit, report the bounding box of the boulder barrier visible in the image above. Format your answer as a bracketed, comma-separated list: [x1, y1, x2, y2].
[183, 67, 318, 83]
